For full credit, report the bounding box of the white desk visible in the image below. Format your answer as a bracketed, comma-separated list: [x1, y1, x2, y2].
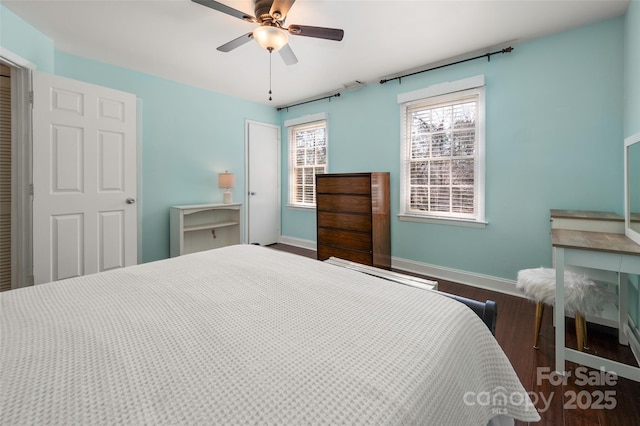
[552, 229, 640, 382]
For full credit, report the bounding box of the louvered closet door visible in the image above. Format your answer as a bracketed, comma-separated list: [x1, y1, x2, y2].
[0, 64, 11, 291]
[32, 72, 138, 284]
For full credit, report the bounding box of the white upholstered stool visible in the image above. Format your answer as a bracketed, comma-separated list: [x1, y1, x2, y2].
[516, 267, 610, 351]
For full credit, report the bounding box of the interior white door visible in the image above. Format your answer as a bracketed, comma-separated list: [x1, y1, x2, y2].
[32, 72, 137, 284]
[247, 120, 280, 245]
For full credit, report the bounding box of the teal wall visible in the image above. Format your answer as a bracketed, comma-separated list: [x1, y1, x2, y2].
[54, 52, 278, 262]
[625, 0, 640, 137]
[280, 17, 625, 281]
[0, 5, 54, 72]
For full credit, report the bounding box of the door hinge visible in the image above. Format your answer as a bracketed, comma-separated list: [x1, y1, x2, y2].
[28, 90, 34, 105]
[29, 184, 34, 196]
[27, 275, 35, 286]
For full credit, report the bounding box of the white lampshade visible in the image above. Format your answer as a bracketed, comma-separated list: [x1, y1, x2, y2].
[218, 172, 235, 189]
[218, 171, 235, 204]
[253, 25, 289, 51]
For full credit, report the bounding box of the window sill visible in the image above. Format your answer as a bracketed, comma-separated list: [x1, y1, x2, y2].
[398, 214, 488, 229]
[287, 204, 316, 211]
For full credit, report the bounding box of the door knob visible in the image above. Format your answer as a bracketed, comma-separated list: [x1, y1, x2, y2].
[249, 192, 256, 196]
[126, 198, 136, 204]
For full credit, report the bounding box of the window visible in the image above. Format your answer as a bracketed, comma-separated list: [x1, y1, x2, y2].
[399, 76, 485, 225]
[287, 114, 328, 208]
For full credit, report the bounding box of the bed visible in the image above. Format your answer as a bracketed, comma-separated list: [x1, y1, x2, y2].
[0, 244, 540, 425]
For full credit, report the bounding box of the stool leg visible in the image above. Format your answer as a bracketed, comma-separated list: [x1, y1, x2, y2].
[575, 312, 585, 352]
[534, 302, 544, 349]
[577, 313, 589, 350]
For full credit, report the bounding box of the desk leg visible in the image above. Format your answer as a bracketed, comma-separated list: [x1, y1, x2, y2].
[619, 272, 629, 346]
[555, 248, 567, 375]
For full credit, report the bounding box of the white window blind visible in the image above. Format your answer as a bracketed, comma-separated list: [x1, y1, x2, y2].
[400, 84, 485, 223]
[288, 119, 327, 207]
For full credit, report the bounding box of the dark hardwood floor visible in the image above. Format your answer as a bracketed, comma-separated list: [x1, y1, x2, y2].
[268, 244, 640, 426]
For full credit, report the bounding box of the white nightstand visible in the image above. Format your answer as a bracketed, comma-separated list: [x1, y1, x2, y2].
[170, 203, 242, 257]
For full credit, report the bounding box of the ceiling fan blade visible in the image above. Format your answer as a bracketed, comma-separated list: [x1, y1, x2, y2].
[279, 44, 298, 65]
[270, 0, 296, 20]
[287, 25, 344, 41]
[217, 33, 254, 52]
[191, 0, 256, 23]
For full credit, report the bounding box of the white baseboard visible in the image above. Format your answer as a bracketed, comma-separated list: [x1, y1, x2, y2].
[278, 236, 525, 299]
[278, 236, 317, 251]
[391, 256, 526, 299]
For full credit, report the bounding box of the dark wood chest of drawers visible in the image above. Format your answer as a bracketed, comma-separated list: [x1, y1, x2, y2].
[316, 172, 391, 269]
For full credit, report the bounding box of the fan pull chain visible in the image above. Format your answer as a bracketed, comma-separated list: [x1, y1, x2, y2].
[268, 47, 273, 101]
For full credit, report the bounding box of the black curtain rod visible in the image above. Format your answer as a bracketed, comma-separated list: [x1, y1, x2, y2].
[380, 47, 514, 85]
[276, 47, 513, 110]
[277, 93, 341, 111]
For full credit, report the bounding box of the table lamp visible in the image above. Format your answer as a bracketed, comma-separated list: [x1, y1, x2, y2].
[218, 171, 235, 204]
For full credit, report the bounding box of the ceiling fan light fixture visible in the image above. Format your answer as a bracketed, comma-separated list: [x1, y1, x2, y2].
[253, 25, 289, 51]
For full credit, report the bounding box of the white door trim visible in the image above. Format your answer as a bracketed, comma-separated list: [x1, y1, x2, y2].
[244, 119, 281, 244]
[136, 98, 143, 263]
[0, 47, 37, 70]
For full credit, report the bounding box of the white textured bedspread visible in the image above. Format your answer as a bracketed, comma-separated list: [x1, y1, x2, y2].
[1, 244, 540, 425]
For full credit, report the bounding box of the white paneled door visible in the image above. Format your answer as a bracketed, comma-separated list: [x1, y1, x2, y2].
[246, 120, 280, 245]
[32, 72, 137, 284]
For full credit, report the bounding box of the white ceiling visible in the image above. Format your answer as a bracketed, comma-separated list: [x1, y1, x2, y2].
[2, 0, 630, 107]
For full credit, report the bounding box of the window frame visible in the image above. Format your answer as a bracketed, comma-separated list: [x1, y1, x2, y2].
[398, 76, 486, 227]
[286, 113, 328, 209]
